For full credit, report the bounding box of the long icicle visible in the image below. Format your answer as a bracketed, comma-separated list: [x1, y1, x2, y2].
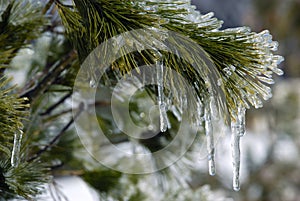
[11, 129, 24, 167]
[204, 104, 216, 176]
[231, 105, 246, 191]
[156, 60, 168, 132]
[231, 123, 241, 191]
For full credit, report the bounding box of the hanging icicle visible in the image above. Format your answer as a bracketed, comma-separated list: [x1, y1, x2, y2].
[156, 60, 168, 132]
[237, 105, 246, 137]
[230, 104, 246, 191]
[11, 129, 24, 167]
[195, 97, 204, 128]
[231, 123, 241, 191]
[204, 104, 216, 176]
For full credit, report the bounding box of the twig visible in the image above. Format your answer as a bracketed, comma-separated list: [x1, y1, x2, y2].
[42, 0, 55, 15]
[21, 50, 76, 102]
[40, 92, 72, 116]
[55, 0, 75, 9]
[27, 102, 84, 162]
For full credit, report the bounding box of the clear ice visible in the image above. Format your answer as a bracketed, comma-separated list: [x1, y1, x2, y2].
[231, 126, 241, 191]
[11, 129, 23, 167]
[131, 0, 283, 191]
[204, 105, 216, 176]
[156, 60, 168, 132]
[231, 105, 246, 191]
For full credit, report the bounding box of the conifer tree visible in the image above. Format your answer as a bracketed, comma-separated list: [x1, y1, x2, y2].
[0, 0, 283, 200]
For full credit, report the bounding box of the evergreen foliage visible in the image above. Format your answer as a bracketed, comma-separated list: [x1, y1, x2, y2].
[0, 0, 283, 200]
[58, 0, 283, 117]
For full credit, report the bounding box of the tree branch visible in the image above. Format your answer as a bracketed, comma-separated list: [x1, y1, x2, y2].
[21, 50, 76, 102]
[27, 102, 84, 162]
[40, 92, 72, 116]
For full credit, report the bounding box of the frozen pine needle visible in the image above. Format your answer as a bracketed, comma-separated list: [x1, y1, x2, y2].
[58, 0, 285, 192]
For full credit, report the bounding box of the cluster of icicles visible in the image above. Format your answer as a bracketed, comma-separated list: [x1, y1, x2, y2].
[155, 60, 245, 191]
[9, 0, 283, 194]
[135, 0, 283, 191]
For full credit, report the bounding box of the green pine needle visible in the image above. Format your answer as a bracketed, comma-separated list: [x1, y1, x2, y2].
[0, 0, 46, 72]
[58, 0, 283, 121]
[0, 159, 50, 200]
[0, 77, 29, 157]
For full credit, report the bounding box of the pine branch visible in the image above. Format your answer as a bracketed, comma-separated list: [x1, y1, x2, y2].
[0, 0, 285, 199]
[39, 92, 72, 116]
[58, 0, 283, 119]
[57, 0, 284, 192]
[0, 77, 29, 157]
[0, 0, 46, 73]
[0, 159, 50, 200]
[21, 50, 76, 102]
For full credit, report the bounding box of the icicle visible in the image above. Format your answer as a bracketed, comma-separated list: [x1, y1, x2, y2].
[156, 60, 168, 132]
[195, 98, 204, 127]
[11, 129, 23, 167]
[204, 105, 216, 176]
[209, 96, 219, 120]
[237, 105, 246, 137]
[231, 122, 241, 191]
[231, 105, 246, 191]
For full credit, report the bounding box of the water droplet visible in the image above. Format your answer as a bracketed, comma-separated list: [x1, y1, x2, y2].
[11, 129, 23, 167]
[273, 68, 284, 76]
[217, 78, 223, 86]
[273, 55, 284, 65]
[270, 41, 279, 51]
[148, 124, 154, 131]
[140, 112, 146, 118]
[89, 78, 96, 88]
[223, 65, 235, 77]
[156, 60, 168, 132]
